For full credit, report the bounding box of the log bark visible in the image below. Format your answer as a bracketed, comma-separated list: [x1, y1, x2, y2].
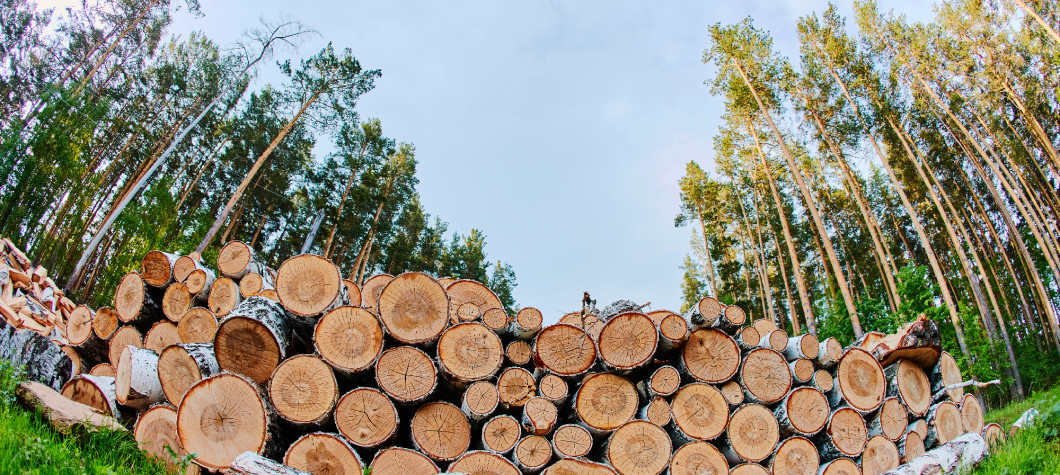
[333, 387, 398, 449]
[598, 312, 658, 373]
[815, 407, 866, 461]
[783, 334, 820, 361]
[603, 420, 671, 475]
[924, 401, 962, 448]
[669, 440, 729, 475]
[143, 320, 179, 354]
[157, 343, 218, 405]
[177, 307, 217, 344]
[740, 348, 792, 405]
[410, 401, 471, 462]
[885, 359, 932, 417]
[860, 435, 900, 475]
[116, 346, 164, 410]
[214, 297, 290, 385]
[141, 250, 180, 288]
[224, 453, 308, 475]
[177, 373, 282, 471]
[680, 329, 740, 383]
[571, 372, 637, 436]
[0, 322, 74, 391]
[514, 435, 552, 473]
[377, 272, 449, 345]
[758, 329, 788, 351]
[208, 277, 242, 317]
[720, 404, 780, 464]
[683, 296, 724, 330]
[313, 306, 383, 376]
[449, 451, 521, 475]
[369, 447, 438, 475]
[532, 323, 596, 378]
[830, 348, 885, 414]
[374, 346, 437, 404]
[669, 382, 729, 443]
[521, 396, 558, 435]
[482, 414, 521, 455]
[217, 241, 267, 279]
[60, 374, 119, 417]
[114, 272, 162, 324]
[267, 354, 337, 427]
[497, 366, 536, 410]
[773, 387, 829, 437]
[134, 404, 192, 472]
[551, 423, 592, 459]
[282, 432, 363, 475]
[882, 432, 987, 475]
[867, 397, 908, 442]
[461, 380, 499, 422]
[437, 322, 504, 387]
[816, 337, 842, 368]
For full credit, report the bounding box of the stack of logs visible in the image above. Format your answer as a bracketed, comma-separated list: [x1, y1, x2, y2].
[50, 240, 990, 475]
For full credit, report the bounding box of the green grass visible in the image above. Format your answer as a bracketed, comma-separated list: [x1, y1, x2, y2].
[972, 384, 1060, 475]
[0, 362, 169, 474]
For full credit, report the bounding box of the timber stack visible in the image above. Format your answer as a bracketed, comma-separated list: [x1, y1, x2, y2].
[0, 238, 992, 475]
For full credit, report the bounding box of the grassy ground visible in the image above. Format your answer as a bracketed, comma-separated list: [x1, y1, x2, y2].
[0, 362, 168, 474]
[972, 385, 1060, 474]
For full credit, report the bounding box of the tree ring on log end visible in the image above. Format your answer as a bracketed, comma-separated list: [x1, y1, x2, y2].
[770, 436, 818, 475]
[836, 348, 885, 413]
[177, 373, 269, 470]
[681, 329, 740, 383]
[819, 458, 859, 475]
[741, 348, 792, 404]
[606, 420, 672, 475]
[497, 367, 536, 408]
[377, 272, 449, 344]
[730, 463, 770, 475]
[334, 388, 398, 448]
[276, 254, 343, 317]
[532, 323, 596, 377]
[214, 316, 281, 385]
[438, 322, 504, 382]
[552, 424, 592, 458]
[727, 404, 780, 463]
[670, 440, 728, 475]
[671, 383, 728, 440]
[827, 407, 867, 456]
[861, 435, 899, 475]
[784, 387, 829, 435]
[463, 380, 500, 418]
[598, 312, 658, 371]
[134, 405, 189, 472]
[575, 373, 637, 433]
[283, 432, 363, 474]
[450, 450, 520, 475]
[482, 415, 521, 454]
[315, 306, 383, 374]
[374, 346, 436, 403]
[961, 394, 983, 435]
[411, 402, 471, 462]
[896, 359, 931, 416]
[268, 355, 337, 425]
[370, 447, 438, 475]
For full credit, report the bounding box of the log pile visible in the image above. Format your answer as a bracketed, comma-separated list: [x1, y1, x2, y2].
[1, 238, 993, 475]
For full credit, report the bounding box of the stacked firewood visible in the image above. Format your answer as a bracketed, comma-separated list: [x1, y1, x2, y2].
[49, 240, 987, 475]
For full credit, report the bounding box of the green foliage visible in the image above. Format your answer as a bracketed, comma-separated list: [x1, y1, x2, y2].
[679, 254, 706, 313]
[974, 384, 1060, 474]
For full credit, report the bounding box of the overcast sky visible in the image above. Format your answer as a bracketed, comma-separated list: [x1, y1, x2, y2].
[44, 0, 935, 322]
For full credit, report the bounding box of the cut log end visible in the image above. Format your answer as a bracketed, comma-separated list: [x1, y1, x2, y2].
[314, 306, 383, 375]
[178, 308, 217, 344]
[514, 435, 551, 472]
[449, 451, 520, 475]
[681, 329, 740, 383]
[725, 404, 780, 464]
[375, 346, 437, 404]
[825, 407, 867, 458]
[141, 250, 177, 288]
[606, 420, 672, 475]
[268, 355, 337, 426]
[334, 388, 398, 449]
[532, 323, 596, 377]
[669, 440, 728, 475]
[835, 348, 885, 413]
[462, 380, 499, 420]
[860, 435, 899, 475]
[208, 277, 242, 317]
[282, 432, 363, 475]
[552, 423, 592, 458]
[497, 366, 536, 409]
[960, 394, 984, 435]
[598, 312, 658, 372]
[438, 322, 504, 384]
[770, 436, 819, 475]
[574, 372, 637, 434]
[177, 373, 275, 471]
[741, 348, 792, 404]
[144, 321, 180, 354]
[522, 396, 558, 435]
[369, 447, 438, 475]
[671, 383, 728, 441]
[482, 415, 521, 454]
[411, 402, 471, 462]
[93, 307, 119, 340]
[276, 254, 343, 317]
[134, 405, 190, 472]
[214, 315, 282, 386]
[377, 272, 449, 344]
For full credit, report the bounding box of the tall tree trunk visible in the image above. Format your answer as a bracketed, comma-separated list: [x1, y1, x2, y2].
[697, 209, 720, 297]
[733, 60, 860, 335]
[772, 222, 800, 333]
[1011, 0, 1060, 44]
[72, 0, 163, 96]
[751, 185, 777, 324]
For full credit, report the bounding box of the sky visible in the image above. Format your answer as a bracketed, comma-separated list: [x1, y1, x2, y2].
[43, 0, 936, 322]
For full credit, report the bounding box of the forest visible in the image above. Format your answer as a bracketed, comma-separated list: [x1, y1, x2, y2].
[677, 0, 1060, 408]
[0, 0, 519, 315]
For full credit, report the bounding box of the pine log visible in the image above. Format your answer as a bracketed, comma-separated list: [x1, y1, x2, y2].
[657, 313, 689, 354]
[267, 354, 337, 427]
[184, 268, 216, 302]
[684, 296, 724, 330]
[603, 420, 672, 475]
[636, 365, 680, 401]
[959, 394, 983, 436]
[774, 387, 829, 437]
[482, 307, 509, 334]
[60, 374, 119, 417]
[67, 305, 107, 363]
[214, 297, 290, 385]
[375, 346, 437, 404]
[864, 397, 906, 444]
[93, 306, 119, 341]
[177, 373, 281, 471]
[90, 363, 115, 377]
[641, 396, 671, 427]
[514, 435, 551, 473]
[789, 358, 814, 385]
[224, 453, 307, 475]
[721, 380, 746, 407]
[543, 459, 617, 475]
[208, 277, 242, 317]
[141, 250, 180, 288]
[334, 387, 398, 449]
[883, 432, 988, 475]
[369, 447, 439, 475]
[512, 307, 543, 341]
[116, 346, 164, 410]
[144, 320, 180, 354]
[885, 359, 931, 417]
[571, 372, 637, 436]
[982, 423, 1004, 449]
[275, 255, 347, 326]
[359, 274, 393, 312]
[930, 352, 964, 403]
[815, 407, 866, 461]
[497, 366, 536, 410]
[532, 323, 596, 378]
[737, 326, 761, 351]
[830, 348, 885, 414]
[740, 348, 792, 405]
[239, 272, 274, 299]
[449, 451, 521, 475]
[721, 404, 780, 464]
[758, 329, 788, 351]
[680, 329, 740, 383]
[115, 272, 162, 324]
[551, 423, 592, 459]
[717, 305, 747, 333]
[860, 435, 900, 475]
[768, 436, 819, 475]
[282, 432, 363, 475]
[669, 440, 728, 475]
[437, 322, 504, 387]
[0, 322, 73, 391]
[597, 312, 658, 373]
[482, 414, 521, 455]
[924, 401, 962, 448]
[816, 337, 842, 368]
[158, 343, 219, 405]
[178, 307, 217, 344]
[134, 404, 192, 472]
[447, 279, 503, 324]
[15, 380, 125, 433]
[817, 458, 859, 475]
[410, 401, 472, 462]
[537, 373, 568, 405]
[783, 334, 820, 361]
[522, 396, 558, 435]
[108, 326, 143, 368]
[341, 279, 362, 307]
[377, 272, 449, 345]
[670, 382, 728, 443]
[162, 282, 194, 322]
[217, 241, 267, 279]
[897, 430, 925, 463]
[507, 340, 533, 366]
[313, 306, 383, 376]
[461, 380, 500, 422]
